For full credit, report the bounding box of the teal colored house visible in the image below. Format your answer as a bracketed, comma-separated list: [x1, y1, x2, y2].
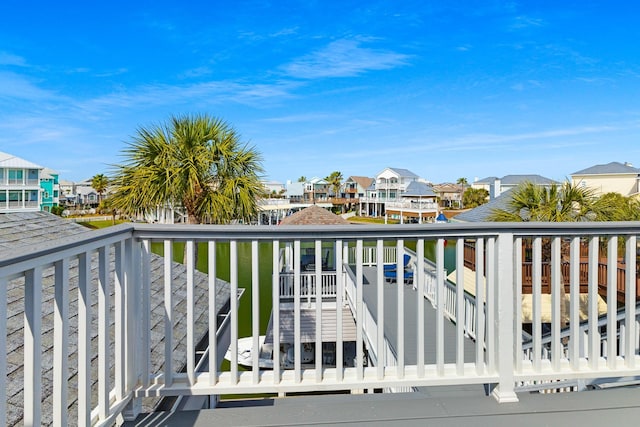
[40, 168, 60, 212]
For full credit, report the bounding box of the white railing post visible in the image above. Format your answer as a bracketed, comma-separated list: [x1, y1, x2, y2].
[492, 232, 518, 403]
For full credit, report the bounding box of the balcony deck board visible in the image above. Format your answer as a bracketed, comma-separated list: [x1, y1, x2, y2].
[125, 385, 640, 426]
[360, 266, 477, 366]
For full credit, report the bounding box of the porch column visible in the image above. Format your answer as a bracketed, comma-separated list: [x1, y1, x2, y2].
[491, 231, 518, 403]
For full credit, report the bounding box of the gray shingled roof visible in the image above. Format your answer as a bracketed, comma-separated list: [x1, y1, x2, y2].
[403, 181, 436, 197]
[500, 175, 558, 185]
[572, 161, 640, 175]
[451, 190, 512, 222]
[386, 167, 418, 178]
[1, 212, 231, 426]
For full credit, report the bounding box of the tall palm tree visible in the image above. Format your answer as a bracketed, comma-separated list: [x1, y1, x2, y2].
[91, 173, 109, 204]
[326, 171, 343, 198]
[109, 114, 264, 224]
[488, 181, 597, 222]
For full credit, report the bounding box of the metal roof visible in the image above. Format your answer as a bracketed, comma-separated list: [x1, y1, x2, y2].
[0, 151, 43, 169]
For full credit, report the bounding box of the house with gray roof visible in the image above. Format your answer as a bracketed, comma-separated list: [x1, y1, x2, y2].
[0, 151, 43, 213]
[0, 212, 232, 425]
[360, 168, 439, 223]
[473, 174, 558, 200]
[571, 161, 640, 197]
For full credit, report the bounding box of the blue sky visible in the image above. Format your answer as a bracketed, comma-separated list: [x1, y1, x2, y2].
[1, 1, 640, 184]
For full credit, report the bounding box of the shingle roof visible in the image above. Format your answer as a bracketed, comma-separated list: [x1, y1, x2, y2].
[403, 181, 436, 197]
[451, 190, 512, 222]
[386, 168, 418, 178]
[347, 176, 374, 190]
[572, 161, 640, 175]
[0, 212, 231, 425]
[500, 175, 558, 185]
[279, 205, 350, 225]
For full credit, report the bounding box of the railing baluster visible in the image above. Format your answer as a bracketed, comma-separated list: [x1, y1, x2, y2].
[293, 240, 301, 382]
[252, 240, 260, 383]
[77, 252, 91, 426]
[551, 237, 561, 371]
[115, 241, 125, 401]
[272, 240, 281, 384]
[588, 236, 600, 369]
[514, 237, 523, 374]
[186, 240, 196, 386]
[315, 239, 322, 381]
[475, 238, 485, 374]
[24, 266, 43, 426]
[569, 236, 580, 369]
[53, 258, 69, 427]
[485, 237, 495, 373]
[607, 236, 617, 368]
[163, 240, 173, 387]
[624, 235, 636, 368]
[436, 238, 444, 375]
[456, 237, 465, 375]
[98, 246, 109, 421]
[356, 239, 364, 380]
[417, 238, 425, 377]
[208, 240, 218, 387]
[376, 239, 385, 379]
[336, 240, 344, 381]
[395, 240, 404, 380]
[532, 237, 542, 371]
[230, 239, 239, 384]
[141, 240, 151, 389]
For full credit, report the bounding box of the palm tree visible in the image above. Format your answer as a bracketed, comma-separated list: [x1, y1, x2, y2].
[297, 176, 307, 183]
[109, 114, 264, 224]
[325, 171, 343, 198]
[487, 181, 597, 222]
[91, 173, 109, 204]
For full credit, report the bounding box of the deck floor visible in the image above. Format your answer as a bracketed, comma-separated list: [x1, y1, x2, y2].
[126, 385, 640, 426]
[360, 266, 477, 368]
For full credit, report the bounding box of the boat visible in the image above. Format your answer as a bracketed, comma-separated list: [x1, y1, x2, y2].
[224, 335, 275, 369]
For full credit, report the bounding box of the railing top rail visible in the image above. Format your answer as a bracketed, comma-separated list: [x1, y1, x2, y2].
[0, 222, 135, 275]
[131, 221, 640, 241]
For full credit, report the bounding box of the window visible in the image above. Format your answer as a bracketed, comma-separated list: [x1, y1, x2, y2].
[8, 169, 23, 184]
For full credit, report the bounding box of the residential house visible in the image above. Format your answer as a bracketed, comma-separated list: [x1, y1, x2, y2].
[432, 182, 464, 208]
[472, 174, 558, 200]
[360, 167, 438, 222]
[303, 177, 330, 203]
[0, 151, 42, 212]
[262, 180, 286, 198]
[570, 161, 640, 197]
[40, 168, 60, 212]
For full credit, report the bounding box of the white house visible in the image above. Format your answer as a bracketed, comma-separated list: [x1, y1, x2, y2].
[360, 167, 439, 222]
[0, 151, 43, 212]
[472, 174, 558, 200]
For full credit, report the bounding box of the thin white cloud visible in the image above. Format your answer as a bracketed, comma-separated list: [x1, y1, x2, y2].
[510, 15, 545, 30]
[0, 72, 58, 100]
[81, 79, 300, 112]
[0, 51, 27, 66]
[282, 39, 411, 79]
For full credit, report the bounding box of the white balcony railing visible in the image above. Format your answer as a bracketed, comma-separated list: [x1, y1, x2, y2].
[1, 222, 640, 425]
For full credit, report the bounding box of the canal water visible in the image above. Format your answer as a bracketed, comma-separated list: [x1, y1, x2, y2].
[154, 239, 457, 337]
